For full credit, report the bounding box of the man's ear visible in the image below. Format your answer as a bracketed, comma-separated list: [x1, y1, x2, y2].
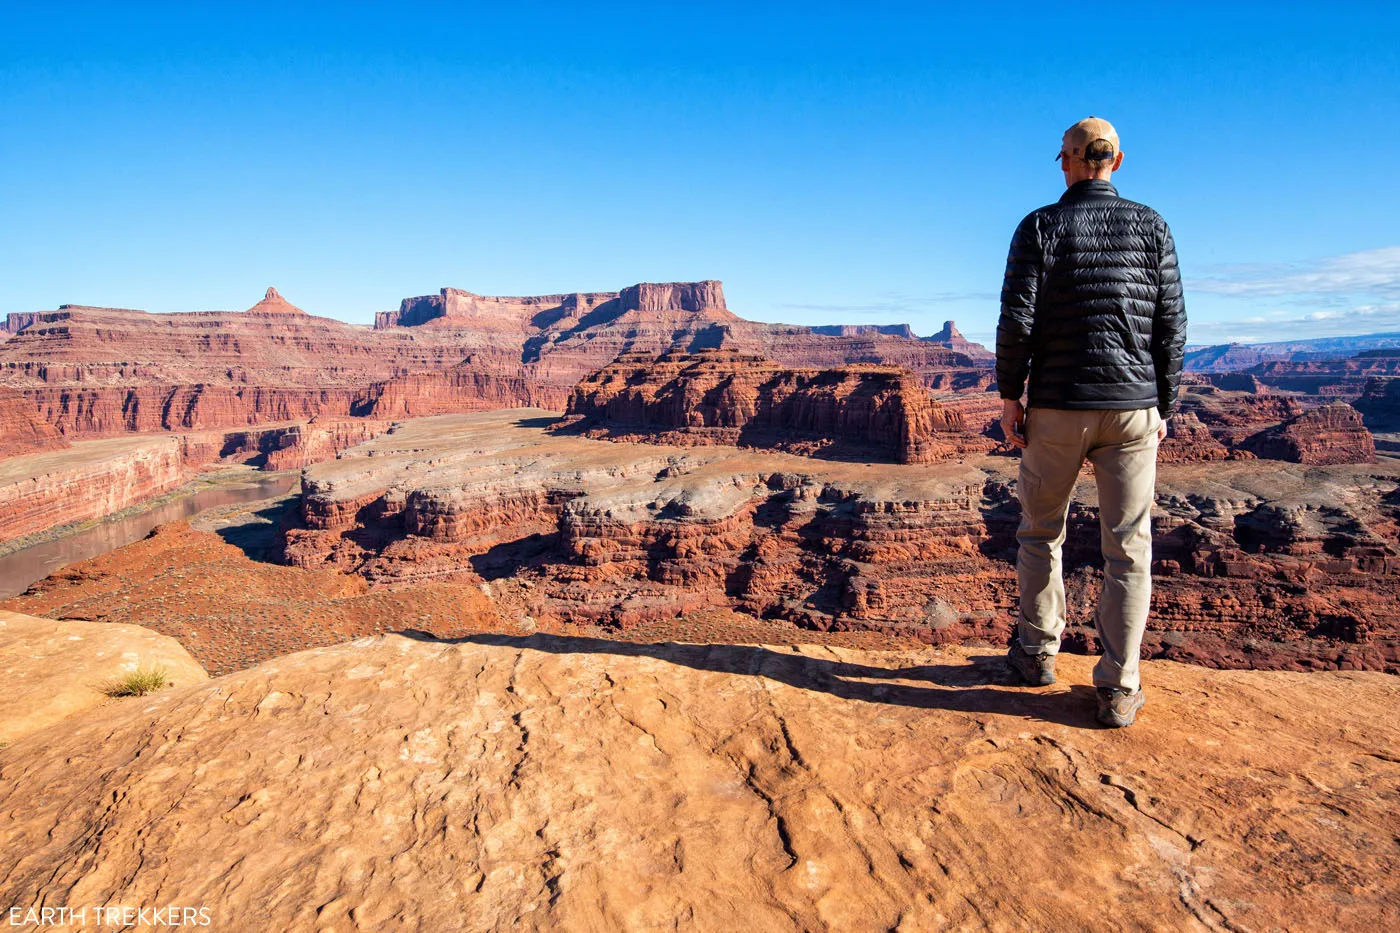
[1110, 151, 1125, 173]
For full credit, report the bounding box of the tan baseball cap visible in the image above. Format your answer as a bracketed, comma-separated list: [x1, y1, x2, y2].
[1056, 116, 1119, 162]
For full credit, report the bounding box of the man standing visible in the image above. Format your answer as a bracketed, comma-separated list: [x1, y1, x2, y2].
[995, 116, 1186, 728]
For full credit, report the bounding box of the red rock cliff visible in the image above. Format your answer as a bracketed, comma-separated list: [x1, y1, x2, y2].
[1243, 402, 1376, 465]
[0, 436, 188, 543]
[0, 388, 68, 458]
[559, 349, 973, 464]
[2, 284, 994, 444]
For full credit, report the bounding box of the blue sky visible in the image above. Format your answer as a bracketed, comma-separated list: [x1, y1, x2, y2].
[2, 2, 1398, 347]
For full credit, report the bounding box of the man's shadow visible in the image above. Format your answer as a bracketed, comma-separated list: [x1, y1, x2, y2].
[396, 631, 1101, 730]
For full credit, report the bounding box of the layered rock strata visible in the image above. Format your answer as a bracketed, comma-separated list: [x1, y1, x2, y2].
[3, 521, 501, 674]
[1354, 376, 1400, 430]
[258, 420, 396, 471]
[556, 349, 983, 463]
[1156, 411, 1234, 463]
[2, 520, 921, 675]
[1242, 402, 1376, 465]
[280, 411, 1400, 672]
[349, 362, 570, 418]
[0, 420, 392, 544]
[923, 319, 994, 358]
[1162, 387, 1377, 465]
[0, 386, 68, 458]
[0, 436, 189, 544]
[2, 283, 994, 443]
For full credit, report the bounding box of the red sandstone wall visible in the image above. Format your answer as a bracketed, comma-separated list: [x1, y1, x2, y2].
[0, 437, 188, 544]
[18, 372, 561, 441]
[283, 445, 1400, 671]
[0, 419, 397, 545]
[560, 349, 979, 463]
[1, 283, 996, 444]
[1242, 403, 1376, 465]
[351, 367, 569, 418]
[557, 348, 996, 462]
[0, 388, 68, 459]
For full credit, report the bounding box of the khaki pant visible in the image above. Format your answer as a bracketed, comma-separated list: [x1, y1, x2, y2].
[1015, 407, 1161, 691]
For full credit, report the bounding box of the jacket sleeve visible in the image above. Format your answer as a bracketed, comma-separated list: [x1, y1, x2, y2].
[996, 212, 1041, 401]
[1151, 217, 1187, 417]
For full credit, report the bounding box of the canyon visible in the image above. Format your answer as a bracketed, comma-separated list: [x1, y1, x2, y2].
[0, 283, 991, 446]
[5, 286, 1400, 931]
[18, 399, 1397, 679]
[0, 435, 191, 545]
[0, 419, 392, 546]
[258, 411, 1398, 673]
[6, 284, 1400, 678]
[0, 280, 1000, 550]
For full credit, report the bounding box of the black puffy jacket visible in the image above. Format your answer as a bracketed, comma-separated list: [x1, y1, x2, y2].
[996, 178, 1186, 418]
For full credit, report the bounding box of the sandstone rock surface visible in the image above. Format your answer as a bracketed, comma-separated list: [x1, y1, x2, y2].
[259, 419, 396, 471]
[0, 610, 206, 744]
[1354, 376, 1400, 430]
[810, 323, 916, 338]
[0, 634, 1395, 931]
[350, 362, 570, 418]
[4, 520, 502, 675]
[1, 518, 927, 676]
[245, 286, 307, 315]
[1156, 411, 1232, 463]
[923, 319, 993, 359]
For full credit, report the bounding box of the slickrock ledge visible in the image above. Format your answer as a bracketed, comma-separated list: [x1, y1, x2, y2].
[0, 610, 207, 744]
[0, 633, 1395, 931]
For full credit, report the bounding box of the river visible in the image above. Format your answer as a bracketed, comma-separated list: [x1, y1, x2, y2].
[0, 474, 298, 600]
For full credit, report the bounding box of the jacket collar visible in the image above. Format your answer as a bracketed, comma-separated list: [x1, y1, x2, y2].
[1060, 178, 1119, 202]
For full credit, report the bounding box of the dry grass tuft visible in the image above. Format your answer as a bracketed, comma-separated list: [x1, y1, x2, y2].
[105, 665, 172, 697]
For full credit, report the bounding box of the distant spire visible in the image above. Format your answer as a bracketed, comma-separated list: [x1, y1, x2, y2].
[246, 287, 305, 315]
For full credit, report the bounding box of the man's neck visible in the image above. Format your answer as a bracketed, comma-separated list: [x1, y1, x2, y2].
[1065, 171, 1114, 188]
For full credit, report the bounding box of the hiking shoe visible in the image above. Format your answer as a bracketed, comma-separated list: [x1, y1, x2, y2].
[1096, 687, 1145, 728]
[1005, 641, 1056, 686]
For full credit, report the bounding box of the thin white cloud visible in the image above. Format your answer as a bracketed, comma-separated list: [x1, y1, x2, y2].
[1192, 246, 1400, 300]
[1186, 301, 1400, 344]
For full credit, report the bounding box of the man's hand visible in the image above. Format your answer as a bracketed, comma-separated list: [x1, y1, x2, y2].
[1002, 399, 1027, 449]
[1157, 415, 1169, 443]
